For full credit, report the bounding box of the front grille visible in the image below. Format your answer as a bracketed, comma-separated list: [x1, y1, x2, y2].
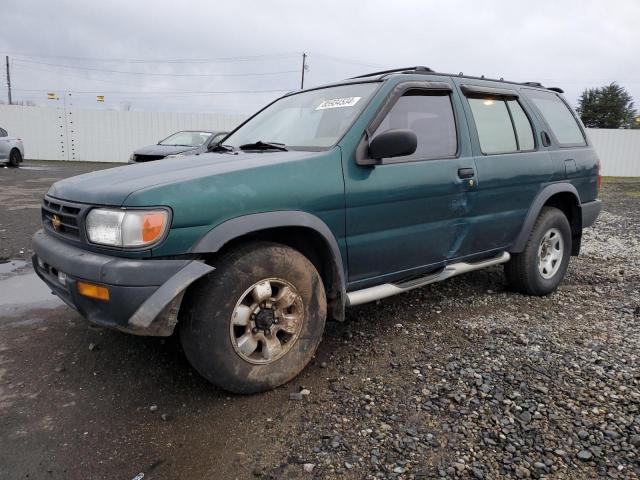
[42, 197, 82, 240]
[133, 154, 165, 162]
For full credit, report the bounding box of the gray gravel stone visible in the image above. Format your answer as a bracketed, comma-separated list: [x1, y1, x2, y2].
[577, 450, 593, 461]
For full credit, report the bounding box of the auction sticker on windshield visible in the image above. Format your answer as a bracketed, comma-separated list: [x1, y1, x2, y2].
[316, 97, 361, 110]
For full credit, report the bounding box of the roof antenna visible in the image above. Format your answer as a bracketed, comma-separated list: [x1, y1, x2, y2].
[458, 72, 463, 76]
[481, 74, 485, 79]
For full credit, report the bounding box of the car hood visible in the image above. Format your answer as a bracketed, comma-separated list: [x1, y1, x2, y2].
[47, 150, 319, 206]
[134, 144, 199, 156]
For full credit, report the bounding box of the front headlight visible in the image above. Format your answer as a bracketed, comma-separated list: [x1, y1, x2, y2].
[86, 208, 170, 248]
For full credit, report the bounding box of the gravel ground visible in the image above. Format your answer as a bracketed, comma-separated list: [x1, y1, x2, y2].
[258, 180, 640, 480]
[0, 163, 638, 479]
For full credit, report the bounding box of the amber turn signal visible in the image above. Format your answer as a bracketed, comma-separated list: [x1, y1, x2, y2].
[77, 281, 110, 301]
[142, 212, 167, 243]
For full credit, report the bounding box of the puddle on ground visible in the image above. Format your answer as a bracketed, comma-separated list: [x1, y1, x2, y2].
[15, 165, 61, 171]
[0, 260, 29, 276]
[0, 267, 64, 319]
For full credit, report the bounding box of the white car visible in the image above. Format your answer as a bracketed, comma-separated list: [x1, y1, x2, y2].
[0, 127, 24, 167]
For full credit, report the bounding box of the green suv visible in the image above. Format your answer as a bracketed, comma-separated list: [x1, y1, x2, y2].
[33, 66, 602, 393]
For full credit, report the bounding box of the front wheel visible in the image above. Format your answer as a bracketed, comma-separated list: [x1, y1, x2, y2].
[180, 242, 326, 394]
[505, 206, 572, 296]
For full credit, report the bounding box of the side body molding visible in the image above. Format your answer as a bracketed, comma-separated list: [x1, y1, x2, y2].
[190, 211, 346, 291]
[510, 182, 581, 253]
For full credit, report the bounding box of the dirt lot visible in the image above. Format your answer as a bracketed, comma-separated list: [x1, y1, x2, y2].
[0, 162, 639, 480]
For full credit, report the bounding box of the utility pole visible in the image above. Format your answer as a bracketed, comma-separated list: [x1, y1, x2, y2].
[5, 56, 12, 105]
[300, 52, 307, 90]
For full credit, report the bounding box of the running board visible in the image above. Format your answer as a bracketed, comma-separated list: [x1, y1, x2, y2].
[346, 252, 510, 307]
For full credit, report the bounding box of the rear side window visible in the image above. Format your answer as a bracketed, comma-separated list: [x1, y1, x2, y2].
[524, 89, 585, 146]
[373, 90, 457, 160]
[0, 128, 6, 137]
[467, 97, 535, 154]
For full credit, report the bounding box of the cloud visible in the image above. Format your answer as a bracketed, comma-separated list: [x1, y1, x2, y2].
[1, 0, 638, 113]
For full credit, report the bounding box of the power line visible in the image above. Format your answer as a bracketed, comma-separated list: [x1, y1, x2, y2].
[13, 87, 291, 97]
[12, 59, 298, 77]
[6, 51, 300, 64]
[309, 53, 386, 69]
[12, 63, 165, 88]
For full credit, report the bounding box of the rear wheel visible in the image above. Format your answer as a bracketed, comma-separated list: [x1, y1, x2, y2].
[180, 242, 326, 394]
[505, 207, 572, 295]
[8, 149, 21, 167]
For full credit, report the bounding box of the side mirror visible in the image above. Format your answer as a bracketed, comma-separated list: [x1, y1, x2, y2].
[369, 129, 417, 161]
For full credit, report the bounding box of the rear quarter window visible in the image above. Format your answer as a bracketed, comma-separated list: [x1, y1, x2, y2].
[524, 89, 586, 146]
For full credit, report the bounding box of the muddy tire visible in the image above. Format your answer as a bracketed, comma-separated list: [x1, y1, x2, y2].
[8, 149, 21, 167]
[180, 242, 326, 394]
[505, 206, 572, 296]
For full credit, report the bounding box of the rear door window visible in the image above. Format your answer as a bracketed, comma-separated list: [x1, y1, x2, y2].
[467, 97, 535, 154]
[524, 89, 586, 146]
[468, 98, 516, 154]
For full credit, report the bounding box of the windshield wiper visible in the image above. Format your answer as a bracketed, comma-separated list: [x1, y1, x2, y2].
[208, 143, 235, 153]
[239, 141, 288, 152]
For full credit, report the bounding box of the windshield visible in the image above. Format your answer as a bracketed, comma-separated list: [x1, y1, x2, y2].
[159, 131, 212, 146]
[223, 83, 379, 150]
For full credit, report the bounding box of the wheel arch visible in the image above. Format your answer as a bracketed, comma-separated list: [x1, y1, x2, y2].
[190, 211, 346, 321]
[511, 183, 583, 255]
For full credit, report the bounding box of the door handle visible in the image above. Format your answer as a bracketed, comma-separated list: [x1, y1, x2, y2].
[458, 168, 475, 179]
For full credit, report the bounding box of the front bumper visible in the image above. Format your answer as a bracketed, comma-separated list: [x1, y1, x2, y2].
[32, 229, 213, 336]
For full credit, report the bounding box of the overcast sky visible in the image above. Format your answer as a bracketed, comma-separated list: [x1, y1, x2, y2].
[0, 0, 638, 114]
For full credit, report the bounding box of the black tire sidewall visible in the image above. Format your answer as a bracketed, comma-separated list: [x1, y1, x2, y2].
[8, 150, 20, 167]
[180, 242, 326, 394]
[524, 208, 572, 294]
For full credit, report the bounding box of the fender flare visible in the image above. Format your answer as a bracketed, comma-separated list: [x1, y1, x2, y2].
[190, 211, 346, 291]
[510, 183, 581, 253]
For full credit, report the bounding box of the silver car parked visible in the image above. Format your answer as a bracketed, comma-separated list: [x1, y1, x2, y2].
[0, 127, 24, 167]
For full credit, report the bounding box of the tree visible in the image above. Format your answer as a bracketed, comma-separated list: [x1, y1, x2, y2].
[577, 83, 637, 129]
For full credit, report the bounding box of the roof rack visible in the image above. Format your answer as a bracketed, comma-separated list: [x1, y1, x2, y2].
[351, 66, 433, 79]
[521, 81, 564, 94]
[348, 68, 563, 94]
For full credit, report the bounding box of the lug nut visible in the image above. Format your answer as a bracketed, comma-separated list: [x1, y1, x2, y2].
[252, 327, 259, 334]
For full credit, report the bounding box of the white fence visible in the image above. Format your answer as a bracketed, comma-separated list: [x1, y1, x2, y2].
[586, 128, 640, 177]
[0, 105, 247, 163]
[0, 105, 638, 176]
